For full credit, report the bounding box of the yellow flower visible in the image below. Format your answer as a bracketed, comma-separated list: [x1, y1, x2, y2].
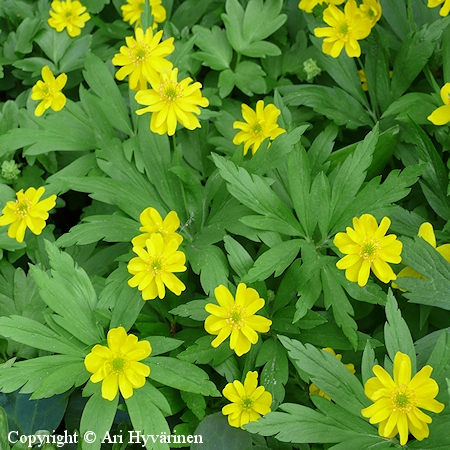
[309, 348, 356, 400]
[358, 69, 368, 91]
[314, 0, 372, 58]
[428, 83, 450, 125]
[0, 187, 57, 243]
[222, 371, 272, 428]
[48, 0, 90, 38]
[359, 0, 382, 27]
[84, 327, 151, 401]
[135, 67, 209, 136]
[232, 100, 286, 156]
[204, 283, 272, 357]
[31, 66, 67, 117]
[132, 207, 183, 248]
[392, 222, 450, 289]
[334, 214, 402, 287]
[127, 233, 186, 300]
[427, 0, 450, 16]
[298, 0, 344, 14]
[361, 352, 445, 445]
[112, 27, 174, 91]
[121, 0, 166, 28]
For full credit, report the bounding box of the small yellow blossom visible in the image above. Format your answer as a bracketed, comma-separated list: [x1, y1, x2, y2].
[361, 352, 444, 445]
[222, 371, 272, 428]
[314, 0, 372, 58]
[204, 283, 272, 357]
[334, 214, 402, 287]
[393, 222, 450, 289]
[358, 69, 369, 91]
[428, 83, 450, 125]
[112, 27, 174, 91]
[127, 233, 186, 300]
[132, 207, 183, 248]
[298, 0, 344, 14]
[84, 327, 151, 401]
[48, 0, 90, 38]
[121, 0, 166, 28]
[31, 66, 67, 117]
[135, 67, 209, 136]
[359, 0, 382, 27]
[427, 0, 450, 16]
[309, 348, 356, 399]
[0, 187, 57, 243]
[233, 100, 286, 156]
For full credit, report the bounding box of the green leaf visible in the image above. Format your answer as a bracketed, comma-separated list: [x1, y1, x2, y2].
[125, 385, 171, 450]
[212, 153, 302, 237]
[321, 263, 358, 349]
[146, 336, 184, 357]
[243, 239, 302, 283]
[193, 25, 233, 71]
[0, 316, 85, 357]
[170, 299, 210, 322]
[192, 413, 252, 450]
[223, 235, 254, 279]
[403, 119, 450, 221]
[181, 391, 206, 420]
[177, 336, 234, 366]
[245, 403, 360, 443]
[56, 215, 139, 247]
[59, 35, 92, 73]
[185, 244, 229, 295]
[0, 406, 8, 449]
[35, 28, 72, 64]
[147, 356, 220, 397]
[234, 61, 267, 96]
[29, 241, 104, 346]
[361, 340, 378, 385]
[279, 336, 368, 416]
[382, 93, 436, 124]
[80, 391, 118, 450]
[395, 236, 450, 311]
[391, 18, 450, 100]
[281, 84, 373, 129]
[83, 53, 132, 135]
[384, 289, 416, 373]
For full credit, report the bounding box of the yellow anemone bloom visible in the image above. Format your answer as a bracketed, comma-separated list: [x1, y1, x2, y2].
[132, 207, 183, 248]
[204, 283, 272, 357]
[309, 348, 356, 399]
[298, 0, 344, 13]
[427, 0, 450, 16]
[48, 0, 90, 38]
[358, 69, 368, 91]
[222, 371, 272, 428]
[427, 83, 450, 125]
[121, 0, 166, 28]
[233, 100, 286, 156]
[314, 0, 372, 58]
[112, 27, 174, 91]
[127, 233, 186, 300]
[393, 222, 450, 289]
[334, 214, 403, 287]
[31, 66, 67, 117]
[0, 187, 57, 243]
[361, 352, 445, 445]
[84, 327, 151, 401]
[135, 67, 209, 136]
[359, 0, 382, 27]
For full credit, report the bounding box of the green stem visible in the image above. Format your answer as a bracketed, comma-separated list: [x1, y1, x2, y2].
[356, 57, 379, 124]
[234, 52, 241, 71]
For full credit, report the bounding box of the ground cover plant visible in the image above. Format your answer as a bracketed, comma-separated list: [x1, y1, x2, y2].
[0, 0, 449, 448]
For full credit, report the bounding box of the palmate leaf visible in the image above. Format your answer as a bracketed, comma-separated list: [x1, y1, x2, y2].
[212, 153, 303, 237]
[395, 236, 450, 311]
[193, 25, 233, 71]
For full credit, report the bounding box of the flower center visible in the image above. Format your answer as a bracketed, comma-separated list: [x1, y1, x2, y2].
[146, 256, 165, 275]
[110, 356, 127, 373]
[359, 237, 381, 262]
[65, 10, 73, 19]
[160, 81, 183, 103]
[338, 21, 351, 40]
[14, 198, 31, 218]
[390, 386, 416, 413]
[252, 122, 263, 135]
[130, 42, 150, 65]
[226, 305, 247, 330]
[241, 397, 253, 410]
